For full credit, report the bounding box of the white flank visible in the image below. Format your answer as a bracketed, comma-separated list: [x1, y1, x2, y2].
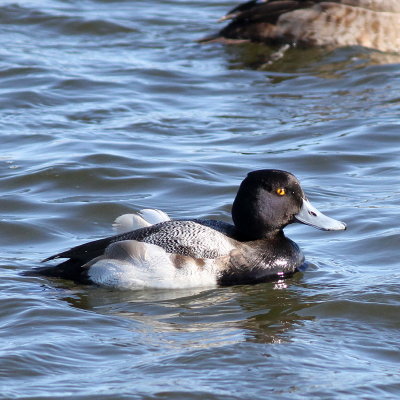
[87, 240, 218, 290]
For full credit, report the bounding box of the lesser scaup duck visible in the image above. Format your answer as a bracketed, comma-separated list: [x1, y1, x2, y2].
[29, 170, 346, 289]
[200, 0, 400, 53]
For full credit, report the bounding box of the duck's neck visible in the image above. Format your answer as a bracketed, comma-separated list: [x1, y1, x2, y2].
[236, 227, 286, 242]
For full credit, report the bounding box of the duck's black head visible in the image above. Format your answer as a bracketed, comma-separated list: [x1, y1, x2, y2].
[232, 169, 346, 240]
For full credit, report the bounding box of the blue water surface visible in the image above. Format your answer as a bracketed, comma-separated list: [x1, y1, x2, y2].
[1, 1, 400, 399]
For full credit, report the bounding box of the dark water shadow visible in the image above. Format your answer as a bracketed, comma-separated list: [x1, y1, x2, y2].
[220, 42, 400, 75]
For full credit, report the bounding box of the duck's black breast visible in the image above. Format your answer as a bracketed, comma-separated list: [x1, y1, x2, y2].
[218, 234, 304, 286]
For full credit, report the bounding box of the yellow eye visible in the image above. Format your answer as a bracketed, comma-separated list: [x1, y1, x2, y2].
[276, 188, 286, 196]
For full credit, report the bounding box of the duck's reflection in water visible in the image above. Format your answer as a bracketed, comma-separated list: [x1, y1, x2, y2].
[58, 271, 321, 347]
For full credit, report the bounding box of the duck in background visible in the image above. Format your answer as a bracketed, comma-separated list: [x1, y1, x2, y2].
[27, 170, 346, 289]
[200, 0, 400, 53]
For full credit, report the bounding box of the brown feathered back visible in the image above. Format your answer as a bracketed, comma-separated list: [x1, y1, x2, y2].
[201, 0, 400, 52]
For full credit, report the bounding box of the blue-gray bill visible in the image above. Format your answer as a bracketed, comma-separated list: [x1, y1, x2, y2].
[295, 198, 346, 231]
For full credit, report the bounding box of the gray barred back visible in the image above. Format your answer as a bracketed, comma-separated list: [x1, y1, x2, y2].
[118, 220, 238, 259]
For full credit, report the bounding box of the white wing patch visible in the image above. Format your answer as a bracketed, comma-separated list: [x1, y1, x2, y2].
[87, 240, 219, 290]
[139, 209, 170, 225]
[112, 209, 171, 233]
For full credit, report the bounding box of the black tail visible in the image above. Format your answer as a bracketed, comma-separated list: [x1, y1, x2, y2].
[24, 235, 116, 283]
[23, 258, 91, 283]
